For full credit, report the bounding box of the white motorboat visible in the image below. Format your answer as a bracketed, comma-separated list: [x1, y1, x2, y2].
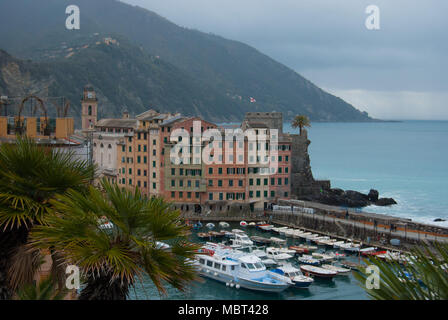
[232, 229, 245, 234]
[230, 233, 254, 248]
[339, 242, 361, 253]
[240, 221, 248, 227]
[195, 243, 290, 292]
[333, 241, 347, 249]
[206, 223, 215, 229]
[300, 265, 338, 279]
[271, 263, 314, 289]
[266, 247, 293, 261]
[298, 232, 312, 240]
[316, 238, 337, 246]
[292, 230, 305, 239]
[278, 228, 291, 236]
[272, 226, 288, 234]
[284, 229, 296, 237]
[257, 224, 274, 231]
[321, 264, 351, 275]
[219, 222, 230, 228]
[270, 237, 287, 245]
[312, 252, 336, 262]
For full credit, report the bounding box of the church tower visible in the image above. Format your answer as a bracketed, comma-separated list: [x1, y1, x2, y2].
[81, 85, 98, 131]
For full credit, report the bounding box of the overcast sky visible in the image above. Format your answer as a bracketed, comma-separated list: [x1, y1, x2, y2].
[121, 0, 447, 120]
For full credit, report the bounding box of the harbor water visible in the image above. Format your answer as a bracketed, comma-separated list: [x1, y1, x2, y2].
[129, 223, 369, 300]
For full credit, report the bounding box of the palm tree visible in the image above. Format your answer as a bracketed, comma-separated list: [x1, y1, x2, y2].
[15, 277, 68, 300]
[291, 115, 311, 135]
[354, 243, 448, 300]
[30, 179, 200, 300]
[0, 137, 95, 299]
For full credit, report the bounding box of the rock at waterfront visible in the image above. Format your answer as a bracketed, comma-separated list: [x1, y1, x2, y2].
[368, 189, 379, 202]
[375, 198, 397, 206]
[434, 218, 446, 222]
[302, 188, 397, 208]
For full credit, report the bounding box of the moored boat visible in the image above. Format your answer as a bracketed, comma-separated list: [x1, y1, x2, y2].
[194, 243, 290, 292]
[300, 265, 337, 279]
[298, 255, 321, 266]
[321, 264, 351, 275]
[271, 263, 314, 289]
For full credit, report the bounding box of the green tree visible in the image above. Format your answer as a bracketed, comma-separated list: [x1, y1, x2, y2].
[30, 180, 200, 300]
[0, 137, 94, 299]
[291, 115, 311, 135]
[354, 243, 448, 300]
[15, 277, 68, 300]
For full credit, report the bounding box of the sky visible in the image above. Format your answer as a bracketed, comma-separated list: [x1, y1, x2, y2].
[121, 0, 448, 120]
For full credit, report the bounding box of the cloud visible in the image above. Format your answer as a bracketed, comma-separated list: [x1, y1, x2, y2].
[120, 0, 448, 119]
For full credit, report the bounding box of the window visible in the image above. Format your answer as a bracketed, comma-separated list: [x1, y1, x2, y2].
[218, 180, 222, 187]
[271, 178, 275, 185]
[264, 178, 268, 186]
[218, 168, 222, 174]
[171, 180, 175, 187]
[208, 168, 213, 174]
[137, 156, 141, 163]
[179, 191, 183, 198]
[171, 168, 175, 175]
[256, 191, 261, 198]
[209, 193, 213, 201]
[271, 191, 275, 197]
[249, 179, 253, 186]
[264, 190, 268, 197]
[249, 191, 253, 198]
[278, 178, 282, 185]
[219, 193, 223, 200]
[129, 146, 132, 153]
[256, 179, 261, 186]
[208, 180, 213, 187]
[229, 180, 233, 187]
[171, 191, 175, 198]
[207, 261, 213, 267]
[285, 178, 289, 185]
[238, 180, 243, 187]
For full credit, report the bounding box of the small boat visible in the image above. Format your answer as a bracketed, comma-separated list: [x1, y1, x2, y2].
[340, 243, 361, 253]
[321, 264, 351, 275]
[240, 221, 248, 227]
[248, 222, 256, 227]
[272, 227, 288, 234]
[266, 247, 293, 261]
[278, 228, 291, 236]
[332, 241, 346, 249]
[270, 237, 287, 245]
[298, 255, 321, 266]
[205, 223, 215, 230]
[261, 258, 278, 267]
[298, 232, 312, 240]
[257, 224, 274, 231]
[289, 245, 309, 255]
[292, 230, 305, 239]
[340, 260, 364, 271]
[219, 222, 230, 228]
[209, 231, 226, 238]
[250, 236, 273, 246]
[197, 232, 211, 239]
[271, 263, 314, 289]
[193, 221, 203, 230]
[316, 238, 337, 246]
[312, 252, 336, 262]
[230, 233, 254, 248]
[362, 250, 387, 257]
[284, 229, 296, 237]
[359, 247, 377, 254]
[334, 252, 346, 259]
[300, 265, 337, 279]
[232, 229, 245, 234]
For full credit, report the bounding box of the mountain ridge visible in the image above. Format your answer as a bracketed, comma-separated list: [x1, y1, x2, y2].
[0, 0, 374, 123]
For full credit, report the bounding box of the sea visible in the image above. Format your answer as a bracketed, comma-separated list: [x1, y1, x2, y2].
[130, 120, 448, 300]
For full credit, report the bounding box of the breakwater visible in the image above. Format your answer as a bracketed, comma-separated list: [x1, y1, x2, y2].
[180, 199, 448, 252]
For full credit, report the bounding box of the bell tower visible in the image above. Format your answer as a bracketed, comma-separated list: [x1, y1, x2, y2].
[81, 85, 98, 131]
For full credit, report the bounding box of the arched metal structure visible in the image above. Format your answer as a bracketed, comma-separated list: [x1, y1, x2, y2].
[16, 95, 48, 135]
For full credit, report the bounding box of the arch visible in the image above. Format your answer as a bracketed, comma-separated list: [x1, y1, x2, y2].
[88, 105, 92, 116]
[17, 95, 48, 133]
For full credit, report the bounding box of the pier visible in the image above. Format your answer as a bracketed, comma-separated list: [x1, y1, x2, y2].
[180, 199, 448, 252]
